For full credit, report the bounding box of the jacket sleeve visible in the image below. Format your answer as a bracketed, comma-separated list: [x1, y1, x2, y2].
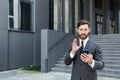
[64, 49, 74, 65]
[94, 44, 104, 70]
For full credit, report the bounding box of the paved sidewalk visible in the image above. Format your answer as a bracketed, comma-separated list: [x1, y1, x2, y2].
[0, 69, 119, 80]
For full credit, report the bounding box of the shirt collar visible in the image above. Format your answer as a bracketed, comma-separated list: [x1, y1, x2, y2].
[79, 37, 89, 48]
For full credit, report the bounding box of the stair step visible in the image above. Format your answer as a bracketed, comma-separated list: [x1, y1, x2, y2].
[57, 60, 120, 64]
[98, 73, 120, 79]
[62, 56, 120, 60]
[103, 56, 120, 60]
[52, 67, 72, 73]
[59, 56, 120, 61]
[54, 63, 120, 70]
[53, 64, 120, 73]
[54, 64, 72, 69]
[98, 42, 120, 44]
[102, 47, 120, 49]
[55, 62, 120, 68]
[103, 51, 120, 53]
[103, 54, 120, 57]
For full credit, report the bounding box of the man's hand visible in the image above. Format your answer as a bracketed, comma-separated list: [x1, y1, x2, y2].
[71, 39, 81, 55]
[80, 53, 93, 64]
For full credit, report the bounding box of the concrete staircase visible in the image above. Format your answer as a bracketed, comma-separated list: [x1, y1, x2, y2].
[51, 34, 120, 79]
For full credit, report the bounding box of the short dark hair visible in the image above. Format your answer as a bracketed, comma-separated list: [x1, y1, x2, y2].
[77, 20, 90, 28]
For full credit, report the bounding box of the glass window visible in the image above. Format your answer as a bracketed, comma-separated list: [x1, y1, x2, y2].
[9, 0, 14, 29]
[95, 14, 103, 34]
[9, 0, 14, 16]
[9, 18, 14, 29]
[20, 1, 31, 31]
[8, 0, 32, 31]
[110, 19, 115, 34]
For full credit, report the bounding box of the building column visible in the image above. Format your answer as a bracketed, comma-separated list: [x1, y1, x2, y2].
[71, 0, 75, 34]
[89, 0, 95, 34]
[54, 0, 63, 32]
[75, 0, 79, 28]
[83, 0, 95, 34]
[115, 1, 119, 33]
[64, 0, 69, 33]
[104, 0, 110, 34]
[54, 0, 59, 31]
[84, 0, 90, 20]
[58, 0, 63, 32]
[118, 3, 120, 33]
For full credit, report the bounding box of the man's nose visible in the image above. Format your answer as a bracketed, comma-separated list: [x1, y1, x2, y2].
[82, 30, 85, 34]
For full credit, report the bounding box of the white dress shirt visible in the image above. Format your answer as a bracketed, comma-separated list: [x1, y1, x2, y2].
[70, 37, 95, 69]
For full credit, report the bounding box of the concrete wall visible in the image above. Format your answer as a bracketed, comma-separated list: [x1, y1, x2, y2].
[41, 29, 73, 72]
[0, 0, 8, 29]
[8, 31, 35, 69]
[0, 30, 8, 71]
[34, 0, 50, 65]
[0, 0, 8, 71]
[41, 29, 74, 72]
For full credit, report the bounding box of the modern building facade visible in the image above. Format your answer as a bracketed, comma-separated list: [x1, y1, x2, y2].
[0, 0, 120, 71]
[53, 0, 120, 34]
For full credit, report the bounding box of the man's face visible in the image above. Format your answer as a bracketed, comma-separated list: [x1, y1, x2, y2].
[77, 24, 90, 40]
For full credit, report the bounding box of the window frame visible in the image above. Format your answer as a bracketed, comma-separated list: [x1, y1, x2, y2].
[8, 0, 34, 32]
[95, 13, 103, 34]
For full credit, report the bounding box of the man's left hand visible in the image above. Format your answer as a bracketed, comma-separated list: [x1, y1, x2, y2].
[80, 53, 93, 64]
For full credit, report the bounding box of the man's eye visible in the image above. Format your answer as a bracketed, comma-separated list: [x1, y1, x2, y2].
[79, 29, 83, 31]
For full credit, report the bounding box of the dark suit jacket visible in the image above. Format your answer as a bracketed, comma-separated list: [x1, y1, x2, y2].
[64, 38, 104, 80]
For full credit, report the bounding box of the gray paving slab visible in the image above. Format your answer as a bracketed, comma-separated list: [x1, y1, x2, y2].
[0, 69, 119, 80]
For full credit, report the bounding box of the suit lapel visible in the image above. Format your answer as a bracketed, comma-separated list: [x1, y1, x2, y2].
[85, 39, 91, 49]
[77, 38, 80, 46]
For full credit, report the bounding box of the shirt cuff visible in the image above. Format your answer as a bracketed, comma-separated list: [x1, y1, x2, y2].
[89, 59, 95, 69]
[70, 51, 75, 58]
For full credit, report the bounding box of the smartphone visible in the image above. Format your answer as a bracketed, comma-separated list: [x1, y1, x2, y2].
[81, 49, 89, 54]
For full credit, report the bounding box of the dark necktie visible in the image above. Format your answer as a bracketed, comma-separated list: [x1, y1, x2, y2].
[81, 41, 83, 50]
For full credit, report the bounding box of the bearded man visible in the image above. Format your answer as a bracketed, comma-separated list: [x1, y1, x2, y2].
[64, 20, 104, 80]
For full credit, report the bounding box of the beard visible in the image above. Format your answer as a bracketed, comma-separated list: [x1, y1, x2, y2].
[78, 33, 89, 40]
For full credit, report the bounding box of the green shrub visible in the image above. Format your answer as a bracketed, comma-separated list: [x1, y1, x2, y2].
[22, 66, 41, 71]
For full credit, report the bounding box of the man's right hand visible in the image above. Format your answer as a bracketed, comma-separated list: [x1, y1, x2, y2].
[71, 39, 81, 55]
